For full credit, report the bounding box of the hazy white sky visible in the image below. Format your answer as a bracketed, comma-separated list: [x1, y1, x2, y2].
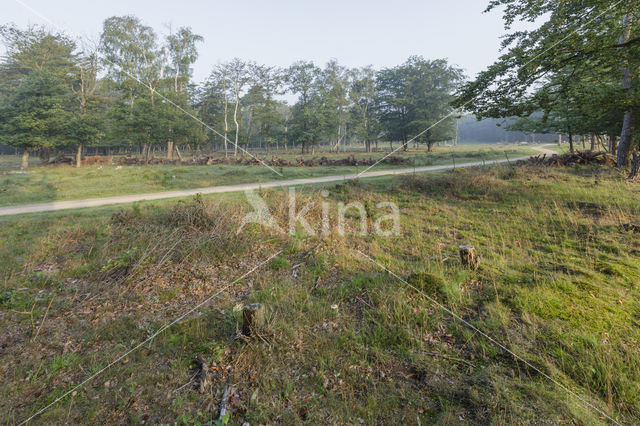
[4, 0, 537, 84]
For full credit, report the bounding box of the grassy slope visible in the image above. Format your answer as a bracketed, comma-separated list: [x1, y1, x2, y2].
[0, 145, 537, 206]
[0, 163, 638, 424]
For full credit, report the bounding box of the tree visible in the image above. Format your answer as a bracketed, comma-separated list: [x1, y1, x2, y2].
[0, 25, 76, 168]
[243, 64, 286, 152]
[69, 47, 105, 166]
[198, 67, 231, 155]
[320, 59, 350, 152]
[100, 15, 164, 162]
[349, 66, 379, 152]
[377, 57, 463, 152]
[164, 26, 203, 158]
[454, 1, 640, 167]
[222, 59, 251, 157]
[287, 61, 328, 153]
[376, 65, 410, 149]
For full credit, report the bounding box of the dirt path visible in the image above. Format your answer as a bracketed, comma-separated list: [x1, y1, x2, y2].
[0, 146, 555, 217]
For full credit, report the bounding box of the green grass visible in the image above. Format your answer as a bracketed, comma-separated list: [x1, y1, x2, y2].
[1, 161, 637, 424]
[0, 144, 538, 206]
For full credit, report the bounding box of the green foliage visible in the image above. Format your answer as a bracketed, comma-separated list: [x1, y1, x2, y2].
[377, 56, 464, 150]
[0, 26, 76, 153]
[455, 0, 640, 160]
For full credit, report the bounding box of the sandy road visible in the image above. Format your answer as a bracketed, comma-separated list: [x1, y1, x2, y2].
[0, 146, 556, 217]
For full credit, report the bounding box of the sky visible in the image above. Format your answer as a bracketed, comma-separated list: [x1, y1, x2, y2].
[4, 0, 536, 85]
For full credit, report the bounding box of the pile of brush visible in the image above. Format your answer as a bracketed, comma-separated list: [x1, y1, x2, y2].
[517, 151, 616, 167]
[191, 154, 411, 167]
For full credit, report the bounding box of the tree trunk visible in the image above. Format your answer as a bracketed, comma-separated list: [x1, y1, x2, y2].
[618, 13, 634, 168]
[569, 133, 574, 153]
[558, 134, 562, 145]
[167, 140, 174, 160]
[629, 152, 640, 179]
[609, 130, 618, 155]
[590, 135, 596, 151]
[224, 94, 229, 158]
[76, 143, 83, 168]
[618, 112, 633, 167]
[233, 95, 240, 157]
[21, 148, 30, 169]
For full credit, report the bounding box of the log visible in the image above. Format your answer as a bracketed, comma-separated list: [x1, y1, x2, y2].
[459, 245, 479, 270]
[242, 303, 264, 336]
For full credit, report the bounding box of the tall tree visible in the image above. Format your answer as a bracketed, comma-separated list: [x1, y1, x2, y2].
[100, 15, 164, 162]
[287, 61, 327, 153]
[0, 25, 76, 168]
[454, 1, 640, 167]
[164, 26, 203, 158]
[377, 57, 463, 151]
[222, 59, 251, 157]
[69, 46, 104, 166]
[198, 67, 232, 156]
[349, 66, 379, 152]
[320, 59, 350, 152]
[244, 64, 285, 151]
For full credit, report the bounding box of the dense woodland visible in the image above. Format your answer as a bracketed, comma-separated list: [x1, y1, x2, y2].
[0, 17, 463, 168]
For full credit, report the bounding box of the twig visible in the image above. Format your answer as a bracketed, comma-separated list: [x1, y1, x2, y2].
[421, 351, 475, 368]
[32, 295, 54, 342]
[173, 372, 198, 395]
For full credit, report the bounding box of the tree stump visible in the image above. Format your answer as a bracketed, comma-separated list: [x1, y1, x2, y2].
[459, 245, 479, 270]
[242, 303, 264, 336]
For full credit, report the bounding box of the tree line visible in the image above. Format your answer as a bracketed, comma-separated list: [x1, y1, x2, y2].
[0, 16, 463, 168]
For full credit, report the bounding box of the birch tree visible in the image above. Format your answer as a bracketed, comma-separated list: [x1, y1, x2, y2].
[164, 26, 203, 158]
[223, 58, 251, 157]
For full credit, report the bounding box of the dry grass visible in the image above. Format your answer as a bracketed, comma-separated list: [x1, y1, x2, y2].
[0, 163, 638, 424]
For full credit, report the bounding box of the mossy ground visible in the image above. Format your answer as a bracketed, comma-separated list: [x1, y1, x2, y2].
[0, 162, 638, 424]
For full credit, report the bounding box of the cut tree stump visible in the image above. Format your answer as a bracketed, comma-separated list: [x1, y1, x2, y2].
[459, 245, 479, 270]
[242, 303, 264, 336]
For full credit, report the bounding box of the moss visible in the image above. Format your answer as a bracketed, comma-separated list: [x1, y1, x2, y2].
[407, 272, 446, 298]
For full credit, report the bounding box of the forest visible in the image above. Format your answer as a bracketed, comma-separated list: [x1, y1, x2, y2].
[0, 17, 464, 168]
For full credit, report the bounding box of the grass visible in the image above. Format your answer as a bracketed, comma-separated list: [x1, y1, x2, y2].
[0, 161, 638, 424]
[0, 144, 538, 206]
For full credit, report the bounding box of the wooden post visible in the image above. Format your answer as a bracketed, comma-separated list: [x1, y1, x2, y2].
[242, 303, 263, 336]
[459, 245, 479, 270]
